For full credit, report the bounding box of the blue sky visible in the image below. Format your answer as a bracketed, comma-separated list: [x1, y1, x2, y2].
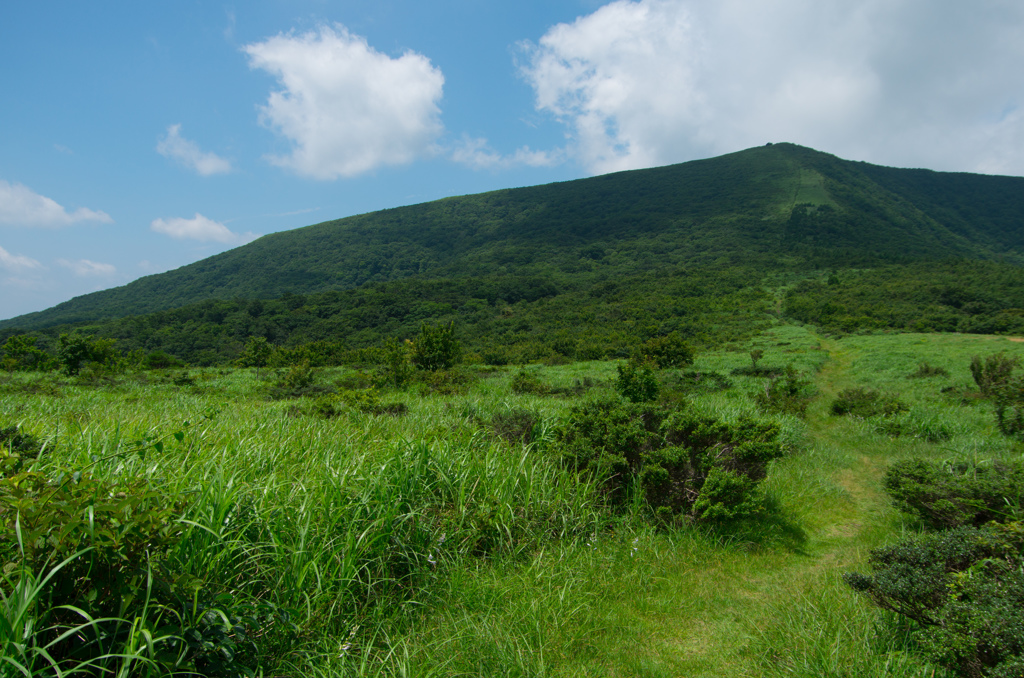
[2, 0, 1023, 321]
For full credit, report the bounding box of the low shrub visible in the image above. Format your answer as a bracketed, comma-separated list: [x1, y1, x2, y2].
[830, 387, 908, 418]
[491, 409, 541, 444]
[753, 366, 816, 417]
[845, 522, 1024, 678]
[907, 361, 949, 378]
[615, 358, 659, 403]
[636, 332, 694, 368]
[552, 399, 784, 523]
[421, 367, 474, 395]
[510, 367, 548, 395]
[883, 458, 1024, 529]
[970, 352, 1020, 397]
[267, 362, 333, 399]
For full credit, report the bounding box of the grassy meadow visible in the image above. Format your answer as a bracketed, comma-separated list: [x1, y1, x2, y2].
[3, 324, 1024, 676]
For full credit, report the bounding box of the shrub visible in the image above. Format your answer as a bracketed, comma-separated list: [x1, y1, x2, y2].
[491, 409, 541, 444]
[266, 362, 332, 399]
[971, 352, 1020, 397]
[830, 387, 907, 418]
[883, 458, 1024, 529]
[753, 365, 816, 417]
[665, 370, 733, 394]
[375, 337, 414, 388]
[637, 332, 694, 368]
[510, 367, 548, 395]
[142, 350, 184, 370]
[421, 367, 473, 395]
[1, 335, 54, 372]
[874, 411, 954, 442]
[411, 322, 462, 372]
[552, 400, 784, 523]
[616, 358, 659, 403]
[908, 361, 949, 378]
[845, 522, 1024, 678]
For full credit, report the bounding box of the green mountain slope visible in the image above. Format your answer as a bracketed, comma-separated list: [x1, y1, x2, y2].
[5, 143, 1023, 333]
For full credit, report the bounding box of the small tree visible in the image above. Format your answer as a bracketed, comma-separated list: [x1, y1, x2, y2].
[410, 322, 461, 372]
[56, 332, 121, 376]
[377, 337, 414, 388]
[238, 337, 273, 378]
[749, 349, 764, 369]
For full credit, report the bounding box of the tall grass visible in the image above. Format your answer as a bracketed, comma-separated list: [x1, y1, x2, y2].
[3, 328, 1022, 675]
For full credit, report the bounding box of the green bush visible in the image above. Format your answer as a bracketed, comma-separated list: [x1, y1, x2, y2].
[616, 358, 659, 403]
[552, 400, 784, 522]
[830, 387, 907, 418]
[1, 335, 54, 372]
[883, 458, 1024, 529]
[375, 337, 414, 388]
[845, 522, 1024, 678]
[637, 332, 694, 368]
[266, 362, 332, 399]
[411, 322, 462, 372]
[753, 365, 816, 417]
[491, 409, 541, 444]
[908, 361, 949, 378]
[970, 352, 1020, 397]
[510, 367, 548, 395]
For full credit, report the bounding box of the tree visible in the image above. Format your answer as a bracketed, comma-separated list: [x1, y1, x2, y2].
[56, 332, 120, 376]
[238, 337, 273, 378]
[410, 322, 461, 372]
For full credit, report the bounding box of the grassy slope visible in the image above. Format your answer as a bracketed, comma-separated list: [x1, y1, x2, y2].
[3, 326, 1024, 676]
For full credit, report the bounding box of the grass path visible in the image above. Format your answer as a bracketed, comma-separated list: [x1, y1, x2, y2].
[580, 334, 927, 678]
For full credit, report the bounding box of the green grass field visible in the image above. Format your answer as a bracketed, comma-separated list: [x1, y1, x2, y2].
[3, 325, 1023, 676]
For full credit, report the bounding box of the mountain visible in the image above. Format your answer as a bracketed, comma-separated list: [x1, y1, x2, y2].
[4, 143, 1024, 334]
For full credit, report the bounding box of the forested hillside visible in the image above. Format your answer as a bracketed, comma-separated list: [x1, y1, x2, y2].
[3, 143, 1024, 365]
[5, 143, 1024, 331]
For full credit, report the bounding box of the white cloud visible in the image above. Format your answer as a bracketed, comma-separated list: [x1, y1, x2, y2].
[0, 180, 112, 227]
[451, 135, 563, 170]
[521, 0, 1024, 176]
[151, 213, 258, 245]
[57, 258, 116, 277]
[244, 25, 445, 179]
[157, 124, 233, 175]
[0, 245, 42, 271]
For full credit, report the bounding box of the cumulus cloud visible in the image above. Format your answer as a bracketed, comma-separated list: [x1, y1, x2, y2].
[157, 124, 233, 175]
[244, 25, 445, 179]
[0, 180, 112, 227]
[57, 258, 116, 277]
[451, 135, 562, 170]
[151, 213, 258, 245]
[520, 0, 1024, 175]
[0, 245, 42, 271]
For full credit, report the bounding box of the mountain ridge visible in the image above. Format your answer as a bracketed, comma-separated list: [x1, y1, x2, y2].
[3, 142, 1024, 332]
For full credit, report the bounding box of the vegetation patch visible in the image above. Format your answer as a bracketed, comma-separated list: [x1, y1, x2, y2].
[552, 399, 784, 523]
[829, 387, 908, 418]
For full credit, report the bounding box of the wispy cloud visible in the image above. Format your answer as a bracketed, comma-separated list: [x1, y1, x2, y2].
[0, 180, 112, 227]
[244, 24, 445, 179]
[57, 258, 116, 277]
[451, 135, 563, 170]
[157, 124, 233, 176]
[0, 245, 43, 271]
[151, 213, 258, 245]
